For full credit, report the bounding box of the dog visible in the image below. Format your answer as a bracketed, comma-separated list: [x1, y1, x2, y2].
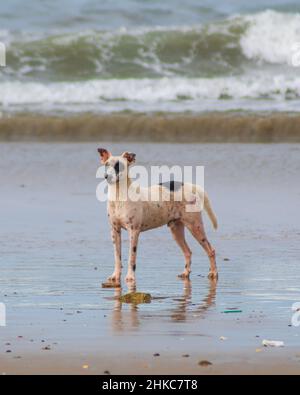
[98, 148, 218, 286]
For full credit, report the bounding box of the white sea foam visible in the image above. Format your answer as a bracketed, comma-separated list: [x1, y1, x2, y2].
[240, 10, 300, 65]
[1, 72, 300, 113]
[0, 74, 299, 103]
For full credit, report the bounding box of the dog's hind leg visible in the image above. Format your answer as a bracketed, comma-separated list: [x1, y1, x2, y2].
[125, 229, 140, 283]
[169, 220, 192, 279]
[184, 215, 218, 280]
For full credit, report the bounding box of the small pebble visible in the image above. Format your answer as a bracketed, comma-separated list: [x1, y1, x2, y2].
[153, 353, 160, 357]
[198, 360, 212, 367]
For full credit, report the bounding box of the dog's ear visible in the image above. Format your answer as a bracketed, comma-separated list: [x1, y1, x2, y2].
[98, 148, 111, 164]
[122, 151, 136, 164]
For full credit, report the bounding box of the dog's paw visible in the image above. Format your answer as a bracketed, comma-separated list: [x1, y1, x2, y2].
[177, 272, 190, 279]
[102, 281, 121, 288]
[125, 274, 136, 283]
[108, 274, 120, 282]
[102, 276, 121, 288]
[208, 271, 218, 280]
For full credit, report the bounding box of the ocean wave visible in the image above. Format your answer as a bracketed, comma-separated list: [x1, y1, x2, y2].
[1, 73, 300, 113]
[1, 11, 300, 81]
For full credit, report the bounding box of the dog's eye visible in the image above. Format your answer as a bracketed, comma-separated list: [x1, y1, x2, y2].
[114, 161, 120, 173]
[114, 161, 124, 174]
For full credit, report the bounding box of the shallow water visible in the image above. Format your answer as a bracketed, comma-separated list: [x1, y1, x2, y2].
[0, 143, 299, 354]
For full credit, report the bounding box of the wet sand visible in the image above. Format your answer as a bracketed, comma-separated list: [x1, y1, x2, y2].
[0, 143, 299, 374]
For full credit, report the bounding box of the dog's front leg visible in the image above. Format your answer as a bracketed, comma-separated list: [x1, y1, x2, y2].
[107, 227, 122, 285]
[125, 229, 140, 283]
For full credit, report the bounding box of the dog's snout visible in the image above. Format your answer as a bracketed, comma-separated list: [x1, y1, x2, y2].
[104, 174, 108, 180]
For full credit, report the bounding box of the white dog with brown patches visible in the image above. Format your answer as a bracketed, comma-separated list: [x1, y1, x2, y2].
[98, 148, 218, 287]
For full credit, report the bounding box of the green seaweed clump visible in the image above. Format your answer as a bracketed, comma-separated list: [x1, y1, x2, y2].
[119, 292, 152, 304]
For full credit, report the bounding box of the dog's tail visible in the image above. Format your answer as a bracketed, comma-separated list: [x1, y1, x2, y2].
[204, 192, 218, 230]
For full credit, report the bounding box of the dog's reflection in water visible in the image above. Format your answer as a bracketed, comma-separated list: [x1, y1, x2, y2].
[171, 278, 217, 322]
[111, 283, 140, 332]
[111, 279, 217, 332]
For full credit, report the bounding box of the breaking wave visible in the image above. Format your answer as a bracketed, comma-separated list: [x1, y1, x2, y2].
[1, 73, 300, 113]
[1, 10, 299, 81]
[1, 11, 300, 114]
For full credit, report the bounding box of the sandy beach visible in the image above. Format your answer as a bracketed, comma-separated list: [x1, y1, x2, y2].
[0, 142, 299, 374]
[1, 0, 300, 376]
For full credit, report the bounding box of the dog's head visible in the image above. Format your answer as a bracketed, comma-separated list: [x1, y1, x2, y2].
[98, 148, 136, 184]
